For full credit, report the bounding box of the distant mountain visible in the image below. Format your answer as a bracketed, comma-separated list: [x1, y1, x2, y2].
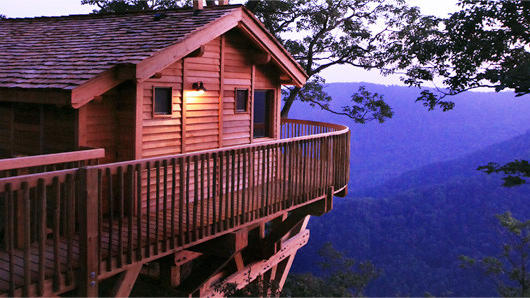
[288, 82, 530, 190]
[291, 130, 530, 297]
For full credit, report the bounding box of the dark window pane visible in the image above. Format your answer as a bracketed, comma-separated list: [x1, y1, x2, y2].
[235, 89, 248, 112]
[154, 87, 172, 115]
[253, 90, 272, 138]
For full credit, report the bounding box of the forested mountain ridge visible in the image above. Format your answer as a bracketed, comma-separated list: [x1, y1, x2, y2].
[287, 82, 530, 296]
[292, 131, 530, 296]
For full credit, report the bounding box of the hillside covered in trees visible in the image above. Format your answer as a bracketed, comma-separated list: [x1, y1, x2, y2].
[288, 83, 530, 296]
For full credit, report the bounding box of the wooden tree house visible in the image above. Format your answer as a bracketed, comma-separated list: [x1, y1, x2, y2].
[0, 2, 350, 297]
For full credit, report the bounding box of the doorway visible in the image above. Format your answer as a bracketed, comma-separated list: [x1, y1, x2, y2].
[253, 90, 274, 139]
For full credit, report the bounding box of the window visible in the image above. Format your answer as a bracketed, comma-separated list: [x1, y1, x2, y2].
[153, 87, 172, 116]
[235, 88, 249, 113]
[253, 90, 274, 138]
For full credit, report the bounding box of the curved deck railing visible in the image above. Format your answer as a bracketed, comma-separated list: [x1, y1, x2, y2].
[0, 119, 350, 297]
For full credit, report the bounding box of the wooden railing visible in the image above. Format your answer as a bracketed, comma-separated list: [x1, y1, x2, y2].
[0, 148, 105, 178]
[0, 119, 350, 296]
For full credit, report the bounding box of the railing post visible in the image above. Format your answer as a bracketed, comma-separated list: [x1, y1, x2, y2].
[78, 167, 99, 296]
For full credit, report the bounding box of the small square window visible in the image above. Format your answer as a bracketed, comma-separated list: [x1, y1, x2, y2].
[154, 87, 172, 115]
[235, 88, 249, 113]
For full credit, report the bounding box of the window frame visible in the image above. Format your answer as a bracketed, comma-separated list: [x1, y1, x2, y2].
[152, 86, 174, 118]
[234, 87, 250, 114]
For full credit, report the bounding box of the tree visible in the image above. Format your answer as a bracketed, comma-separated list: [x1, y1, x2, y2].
[396, 0, 529, 111]
[460, 212, 530, 297]
[245, 0, 427, 123]
[395, 0, 529, 187]
[478, 160, 530, 187]
[282, 242, 380, 297]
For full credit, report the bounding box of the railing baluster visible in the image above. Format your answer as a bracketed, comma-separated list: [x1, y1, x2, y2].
[241, 149, 247, 224]
[127, 165, 134, 264]
[163, 160, 168, 252]
[171, 158, 176, 249]
[193, 156, 199, 241]
[225, 151, 230, 230]
[37, 179, 46, 296]
[185, 157, 191, 243]
[230, 150, 236, 228]
[145, 162, 150, 258]
[250, 147, 255, 221]
[21, 182, 31, 296]
[117, 166, 124, 268]
[51, 177, 61, 291]
[98, 169, 103, 272]
[179, 158, 185, 246]
[260, 147, 266, 216]
[200, 155, 205, 238]
[206, 153, 211, 236]
[106, 168, 114, 270]
[154, 161, 160, 255]
[136, 164, 142, 261]
[66, 174, 75, 284]
[6, 184, 15, 296]
[212, 153, 217, 235]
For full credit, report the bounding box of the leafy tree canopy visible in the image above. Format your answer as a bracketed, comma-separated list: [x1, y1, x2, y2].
[478, 160, 530, 187]
[399, 0, 530, 111]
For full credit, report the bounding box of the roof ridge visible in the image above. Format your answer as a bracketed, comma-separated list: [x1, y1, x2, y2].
[1, 4, 243, 21]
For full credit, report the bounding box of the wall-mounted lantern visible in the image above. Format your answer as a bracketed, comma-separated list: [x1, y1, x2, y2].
[192, 81, 207, 95]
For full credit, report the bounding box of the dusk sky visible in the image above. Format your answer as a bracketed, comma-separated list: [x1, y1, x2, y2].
[1, 0, 459, 85]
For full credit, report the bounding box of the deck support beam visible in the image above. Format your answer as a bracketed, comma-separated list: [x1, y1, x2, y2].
[109, 264, 142, 297]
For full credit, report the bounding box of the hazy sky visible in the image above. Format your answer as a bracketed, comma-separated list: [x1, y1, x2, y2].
[1, 0, 459, 85]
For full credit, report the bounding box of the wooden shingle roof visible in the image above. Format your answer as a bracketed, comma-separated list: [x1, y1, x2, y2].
[0, 6, 239, 90]
[0, 5, 307, 107]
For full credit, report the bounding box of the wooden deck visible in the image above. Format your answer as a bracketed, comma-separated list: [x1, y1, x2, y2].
[0, 178, 328, 296]
[0, 119, 350, 296]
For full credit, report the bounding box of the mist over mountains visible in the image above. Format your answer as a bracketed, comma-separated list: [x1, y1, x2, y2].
[287, 82, 530, 296]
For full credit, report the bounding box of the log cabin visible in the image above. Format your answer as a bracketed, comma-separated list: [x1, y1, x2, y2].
[0, 1, 350, 296]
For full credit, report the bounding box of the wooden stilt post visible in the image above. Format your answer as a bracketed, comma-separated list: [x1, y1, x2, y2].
[79, 167, 99, 297]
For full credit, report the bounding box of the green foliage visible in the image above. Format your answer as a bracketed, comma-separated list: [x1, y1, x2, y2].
[282, 242, 380, 297]
[398, 0, 530, 111]
[460, 212, 530, 297]
[247, 0, 423, 121]
[478, 160, 530, 187]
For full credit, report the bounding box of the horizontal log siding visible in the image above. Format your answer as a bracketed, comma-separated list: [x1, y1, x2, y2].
[141, 61, 183, 158]
[83, 82, 136, 163]
[184, 38, 221, 152]
[222, 32, 252, 147]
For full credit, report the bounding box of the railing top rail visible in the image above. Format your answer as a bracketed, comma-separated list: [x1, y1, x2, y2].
[85, 119, 350, 171]
[0, 167, 78, 189]
[281, 118, 346, 131]
[0, 148, 105, 171]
